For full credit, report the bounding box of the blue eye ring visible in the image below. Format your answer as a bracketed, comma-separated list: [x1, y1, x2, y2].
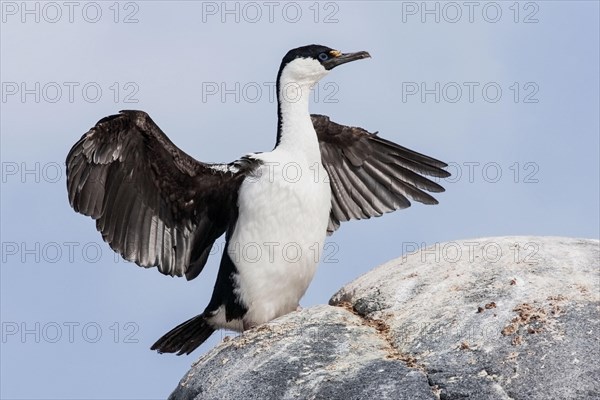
[318, 53, 329, 61]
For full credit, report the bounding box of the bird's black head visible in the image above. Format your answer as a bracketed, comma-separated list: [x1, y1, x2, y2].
[275, 44, 371, 98]
[280, 44, 371, 72]
[274, 45, 370, 147]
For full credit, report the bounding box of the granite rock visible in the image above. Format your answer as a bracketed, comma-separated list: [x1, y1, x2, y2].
[170, 237, 599, 400]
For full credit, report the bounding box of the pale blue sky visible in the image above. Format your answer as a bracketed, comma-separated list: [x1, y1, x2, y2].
[1, 1, 599, 399]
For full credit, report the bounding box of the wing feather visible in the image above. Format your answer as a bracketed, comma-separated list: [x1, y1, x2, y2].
[66, 110, 258, 279]
[337, 162, 379, 218]
[313, 114, 450, 235]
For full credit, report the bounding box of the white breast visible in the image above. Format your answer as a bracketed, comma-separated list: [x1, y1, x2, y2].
[228, 148, 331, 328]
[206, 56, 333, 331]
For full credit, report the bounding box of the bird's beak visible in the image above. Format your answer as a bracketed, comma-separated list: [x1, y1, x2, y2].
[322, 50, 371, 70]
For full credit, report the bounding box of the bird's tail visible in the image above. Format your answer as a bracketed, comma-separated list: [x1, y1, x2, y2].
[151, 314, 215, 355]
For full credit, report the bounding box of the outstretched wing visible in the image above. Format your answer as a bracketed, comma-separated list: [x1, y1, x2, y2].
[66, 110, 258, 280]
[312, 114, 450, 234]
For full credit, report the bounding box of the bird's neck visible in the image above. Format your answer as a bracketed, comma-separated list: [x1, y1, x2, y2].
[274, 76, 320, 160]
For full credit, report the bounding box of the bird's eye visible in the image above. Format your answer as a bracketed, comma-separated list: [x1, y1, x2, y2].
[318, 53, 329, 61]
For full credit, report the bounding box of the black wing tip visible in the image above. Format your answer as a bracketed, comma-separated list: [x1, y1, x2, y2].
[423, 197, 440, 205]
[438, 169, 451, 178]
[422, 182, 446, 194]
[424, 161, 451, 177]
